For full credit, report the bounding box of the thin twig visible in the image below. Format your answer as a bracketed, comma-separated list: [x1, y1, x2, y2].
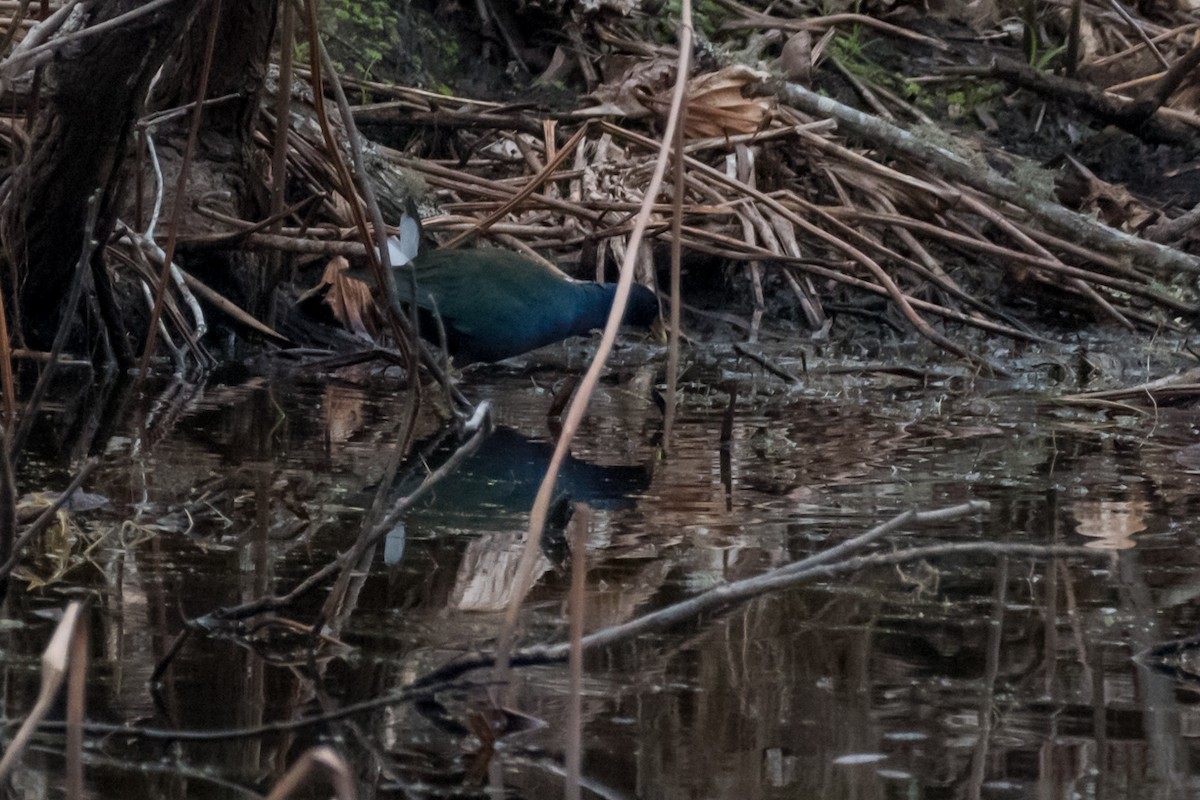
[135, 0, 222, 376]
[491, 0, 695, 696]
[663, 72, 686, 454]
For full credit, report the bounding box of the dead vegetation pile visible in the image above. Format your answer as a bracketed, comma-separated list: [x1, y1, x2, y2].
[273, 0, 1200, 376]
[2, 0, 1200, 380]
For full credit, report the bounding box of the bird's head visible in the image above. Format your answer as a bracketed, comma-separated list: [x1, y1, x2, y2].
[622, 284, 660, 330]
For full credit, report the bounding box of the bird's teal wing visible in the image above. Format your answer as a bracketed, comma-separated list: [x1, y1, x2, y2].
[405, 249, 591, 352]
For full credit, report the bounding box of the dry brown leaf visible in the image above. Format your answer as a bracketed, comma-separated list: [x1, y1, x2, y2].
[1167, 71, 1200, 115]
[578, 56, 675, 118]
[1072, 499, 1146, 550]
[648, 65, 773, 139]
[1057, 160, 1155, 231]
[327, 192, 356, 227]
[778, 31, 813, 85]
[315, 256, 381, 339]
[1069, 13, 1101, 65]
[324, 385, 365, 444]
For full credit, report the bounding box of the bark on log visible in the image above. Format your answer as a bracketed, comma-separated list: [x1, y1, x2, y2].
[1, 0, 198, 350]
[144, 0, 278, 328]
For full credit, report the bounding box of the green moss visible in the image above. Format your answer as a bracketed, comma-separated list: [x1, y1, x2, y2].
[320, 1, 584, 104]
[331, 0, 391, 32]
[663, 0, 727, 41]
[829, 28, 892, 88]
[829, 27, 1004, 122]
[321, 0, 400, 81]
[947, 81, 1002, 118]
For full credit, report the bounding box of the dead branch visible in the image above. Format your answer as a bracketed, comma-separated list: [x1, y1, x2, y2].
[779, 80, 1200, 279]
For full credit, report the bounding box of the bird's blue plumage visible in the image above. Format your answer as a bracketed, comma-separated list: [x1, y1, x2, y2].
[391, 248, 658, 363]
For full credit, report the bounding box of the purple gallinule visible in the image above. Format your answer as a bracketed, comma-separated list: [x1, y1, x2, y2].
[380, 215, 659, 363]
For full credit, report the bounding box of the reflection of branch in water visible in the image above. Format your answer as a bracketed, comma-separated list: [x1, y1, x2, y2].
[48, 501, 1114, 748]
[149, 406, 494, 683]
[205, 403, 493, 623]
[415, 501, 1111, 688]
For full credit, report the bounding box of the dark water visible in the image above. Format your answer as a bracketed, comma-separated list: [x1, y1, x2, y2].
[4, 354, 1200, 799]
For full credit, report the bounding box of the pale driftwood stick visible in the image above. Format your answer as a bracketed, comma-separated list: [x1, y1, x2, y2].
[491, 3, 695, 696]
[0, 602, 86, 781]
[779, 81, 1200, 276]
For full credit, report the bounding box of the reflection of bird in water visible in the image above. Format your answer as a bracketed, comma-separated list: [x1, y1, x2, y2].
[407, 426, 651, 517]
[384, 426, 652, 566]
